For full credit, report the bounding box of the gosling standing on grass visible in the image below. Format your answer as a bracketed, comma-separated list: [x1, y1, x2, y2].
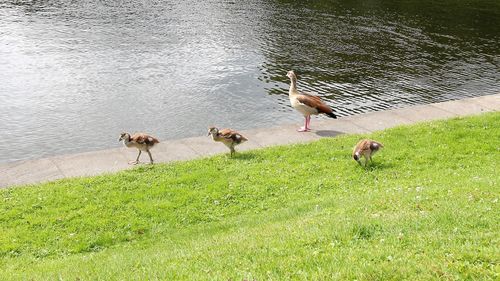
[119, 132, 159, 164]
[353, 139, 384, 166]
[207, 127, 247, 157]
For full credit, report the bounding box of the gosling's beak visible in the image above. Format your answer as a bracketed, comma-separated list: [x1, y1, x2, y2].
[207, 132, 210, 136]
[118, 137, 122, 142]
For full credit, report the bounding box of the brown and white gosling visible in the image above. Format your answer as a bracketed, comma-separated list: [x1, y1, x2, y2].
[287, 70, 337, 132]
[352, 139, 384, 166]
[118, 132, 159, 165]
[207, 127, 248, 157]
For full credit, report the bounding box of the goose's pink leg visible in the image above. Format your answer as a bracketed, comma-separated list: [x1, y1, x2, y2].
[297, 116, 308, 132]
[306, 116, 311, 131]
[298, 116, 312, 132]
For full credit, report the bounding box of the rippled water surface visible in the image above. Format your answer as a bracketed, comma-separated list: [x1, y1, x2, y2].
[0, 0, 499, 163]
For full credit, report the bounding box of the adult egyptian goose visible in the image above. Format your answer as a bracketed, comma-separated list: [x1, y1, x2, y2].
[352, 139, 384, 166]
[119, 132, 159, 164]
[287, 70, 337, 132]
[207, 127, 248, 157]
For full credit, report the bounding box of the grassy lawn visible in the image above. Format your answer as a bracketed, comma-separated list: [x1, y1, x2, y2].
[1, 112, 499, 280]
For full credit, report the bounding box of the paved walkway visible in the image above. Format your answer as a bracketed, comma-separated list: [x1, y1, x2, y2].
[1, 94, 499, 188]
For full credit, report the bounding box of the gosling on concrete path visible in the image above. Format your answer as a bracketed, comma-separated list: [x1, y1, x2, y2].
[119, 132, 160, 164]
[207, 127, 248, 157]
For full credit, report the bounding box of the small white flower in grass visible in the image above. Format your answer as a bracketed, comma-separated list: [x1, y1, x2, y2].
[416, 186, 423, 192]
[387, 255, 393, 261]
[493, 198, 498, 203]
[213, 200, 220, 205]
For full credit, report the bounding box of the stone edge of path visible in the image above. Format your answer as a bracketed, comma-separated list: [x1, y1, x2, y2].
[1, 94, 499, 188]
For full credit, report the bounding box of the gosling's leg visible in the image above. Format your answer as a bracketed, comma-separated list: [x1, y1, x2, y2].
[129, 150, 141, 165]
[147, 150, 154, 164]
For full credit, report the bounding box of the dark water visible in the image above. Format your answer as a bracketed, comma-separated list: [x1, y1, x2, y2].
[0, 0, 499, 163]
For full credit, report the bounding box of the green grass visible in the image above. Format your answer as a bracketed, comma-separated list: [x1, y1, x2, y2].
[1, 112, 499, 280]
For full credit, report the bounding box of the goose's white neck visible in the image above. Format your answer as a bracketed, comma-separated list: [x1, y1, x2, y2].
[289, 78, 298, 96]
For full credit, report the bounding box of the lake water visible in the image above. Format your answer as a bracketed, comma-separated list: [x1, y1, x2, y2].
[0, 0, 499, 163]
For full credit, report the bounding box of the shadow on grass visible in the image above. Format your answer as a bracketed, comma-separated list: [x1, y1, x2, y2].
[231, 152, 258, 161]
[357, 161, 394, 171]
[132, 163, 157, 172]
[315, 130, 345, 137]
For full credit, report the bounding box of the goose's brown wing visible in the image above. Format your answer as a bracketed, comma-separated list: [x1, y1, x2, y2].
[297, 93, 333, 114]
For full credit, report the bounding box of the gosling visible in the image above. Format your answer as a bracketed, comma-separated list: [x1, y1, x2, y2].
[119, 132, 159, 164]
[353, 139, 384, 166]
[207, 127, 248, 157]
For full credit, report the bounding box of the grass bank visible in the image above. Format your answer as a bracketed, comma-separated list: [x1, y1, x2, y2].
[1, 112, 499, 280]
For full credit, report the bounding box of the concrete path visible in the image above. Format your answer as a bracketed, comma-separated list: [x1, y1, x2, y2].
[1, 94, 499, 188]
